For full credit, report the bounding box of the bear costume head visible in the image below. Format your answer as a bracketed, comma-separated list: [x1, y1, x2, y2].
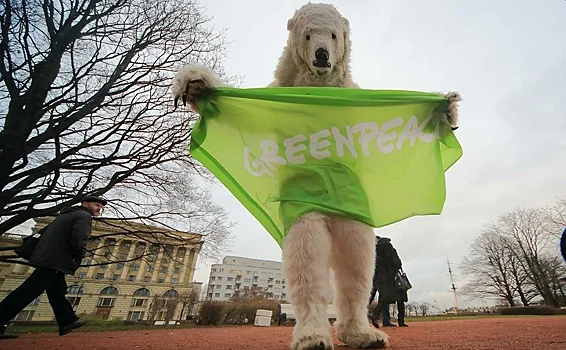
[273, 3, 357, 88]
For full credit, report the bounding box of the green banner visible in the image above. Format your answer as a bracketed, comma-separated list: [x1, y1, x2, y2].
[191, 87, 463, 247]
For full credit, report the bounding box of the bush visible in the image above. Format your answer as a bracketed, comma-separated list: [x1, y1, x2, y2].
[197, 299, 281, 325]
[498, 306, 560, 315]
[198, 301, 227, 325]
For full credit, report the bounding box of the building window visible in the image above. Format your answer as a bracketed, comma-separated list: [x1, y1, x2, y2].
[211, 276, 216, 281]
[15, 310, 35, 321]
[227, 277, 233, 281]
[128, 275, 135, 281]
[143, 276, 150, 282]
[212, 268, 217, 272]
[100, 286, 119, 295]
[127, 311, 145, 321]
[67, 284, 84, 294]
[78, 272, 87, 279]
[174, 267, 181, 274]
[117, 263, 124, 270]
[163, 289, 179, 298]
[172, 278, 178, 284]
[217, 277, 223, 281]
[134, 288, 151, 296]
[158, 278, 165, 283]
[119, 253, 128, 260]
[132, 299, 146, 307]
[224, 293, 231, 298]
[67, 296, 81, 307]
[146, 266, 154, 272]
[131, 265, 140, 271]
[98, 298, 115, 307]
[216, 285, 221, 289]
[214, 293, 220, 297]
[95, 273, 104, 279]
[160, 266, 167, 273]
[112, 274, 119, 281]
[226, 285, 232, 290]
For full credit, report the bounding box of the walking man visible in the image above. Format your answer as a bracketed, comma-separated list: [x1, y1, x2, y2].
[0, 195, 106, 339]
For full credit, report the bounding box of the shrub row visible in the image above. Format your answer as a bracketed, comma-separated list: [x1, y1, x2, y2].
[497, 305, 566, 315]
[198, 300, 280, 326]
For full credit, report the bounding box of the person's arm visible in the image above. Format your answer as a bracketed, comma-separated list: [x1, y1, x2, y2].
[390, 247, 402, 270]
[70, 213, 93, 261]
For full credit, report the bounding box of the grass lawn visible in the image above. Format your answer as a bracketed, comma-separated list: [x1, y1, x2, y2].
[8, 314, 566, 335]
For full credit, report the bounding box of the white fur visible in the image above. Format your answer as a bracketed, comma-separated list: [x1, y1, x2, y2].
[172, 3, 461, 349]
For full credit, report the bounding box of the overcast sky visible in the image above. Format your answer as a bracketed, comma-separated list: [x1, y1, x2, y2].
[11, 0, 564, 311]
[187, 0, 566, 310]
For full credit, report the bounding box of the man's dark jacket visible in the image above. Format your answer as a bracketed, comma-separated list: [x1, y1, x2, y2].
[29, 206, 93, 275]
[373, 237, 407, 304]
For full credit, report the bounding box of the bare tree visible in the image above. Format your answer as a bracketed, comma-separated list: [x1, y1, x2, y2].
[542, 197, 566, 239]
[462, 205, 565, 308]
[460, 230, 536, 306]
[178, 289, 199, 320]
[147, 296, 166, 323]
[406, 302, 419, 316]
[231, 285, 274, 302]
[0, 0, 236, 260]
[498, 208, 560, 307]
[418, 303, 429, 316]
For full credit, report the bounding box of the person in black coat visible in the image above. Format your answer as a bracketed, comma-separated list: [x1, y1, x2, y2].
[369, 236, 408, 328]
[0, 196, 106, 340]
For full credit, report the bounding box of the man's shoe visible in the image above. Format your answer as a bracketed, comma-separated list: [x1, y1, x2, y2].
[59, 319, 88, 336]
[399, 323, 409, 327]
[383, 322, 397, 327]
[0, 325, 18, 340]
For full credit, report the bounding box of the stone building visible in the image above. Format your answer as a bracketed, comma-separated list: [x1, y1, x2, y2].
[0, 216, 203, 322]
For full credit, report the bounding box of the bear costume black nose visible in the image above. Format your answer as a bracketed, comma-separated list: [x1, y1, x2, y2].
[313, 48, 331, 68]
[315, 48, 329, 62]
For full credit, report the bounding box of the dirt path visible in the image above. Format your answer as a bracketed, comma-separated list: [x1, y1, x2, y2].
[4, 316, 566, 349]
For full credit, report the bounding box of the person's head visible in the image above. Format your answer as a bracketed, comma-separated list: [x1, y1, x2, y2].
[81, 195, 107, 217]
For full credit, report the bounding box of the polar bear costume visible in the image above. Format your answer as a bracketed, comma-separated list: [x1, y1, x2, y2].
[172, 3, 461, 349]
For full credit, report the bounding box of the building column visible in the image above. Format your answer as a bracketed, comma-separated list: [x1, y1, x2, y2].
[120, 242, 137, 280]
[86, 238, 106, 278]
[165, 247, 178, 283]
[184, 248, 197, 284]
[178, 249, 190, 284]
[150, 247, 164, 282]
[136, 248, 149, 281]
[106, 241, 121, 279]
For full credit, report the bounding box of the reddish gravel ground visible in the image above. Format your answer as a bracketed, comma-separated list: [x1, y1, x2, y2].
[3, 316, 566, 350]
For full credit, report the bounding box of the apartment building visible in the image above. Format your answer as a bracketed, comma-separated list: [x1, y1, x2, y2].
[206, 256, 286, 301]
[205, 255, 336, 303]
[0, 216, 203, 322]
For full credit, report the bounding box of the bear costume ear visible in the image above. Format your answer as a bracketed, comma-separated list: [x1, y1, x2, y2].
[287, 17, 294, 31]
[342, 17, 350, 29]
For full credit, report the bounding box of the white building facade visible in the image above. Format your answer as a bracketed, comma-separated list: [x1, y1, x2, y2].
[206, 256, 286, 301]
[206, 255, 336, 303]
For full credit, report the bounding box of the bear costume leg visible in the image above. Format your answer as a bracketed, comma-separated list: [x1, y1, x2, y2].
[283, 212, 333, 350]
[330, 217, 389, 349]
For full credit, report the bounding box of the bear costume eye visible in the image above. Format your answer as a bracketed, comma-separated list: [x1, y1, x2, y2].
[332, 33, 336, 39]
[306, 35, 310, 41]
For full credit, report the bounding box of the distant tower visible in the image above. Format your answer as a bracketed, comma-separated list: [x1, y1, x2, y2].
[446, 257, 461, 311]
